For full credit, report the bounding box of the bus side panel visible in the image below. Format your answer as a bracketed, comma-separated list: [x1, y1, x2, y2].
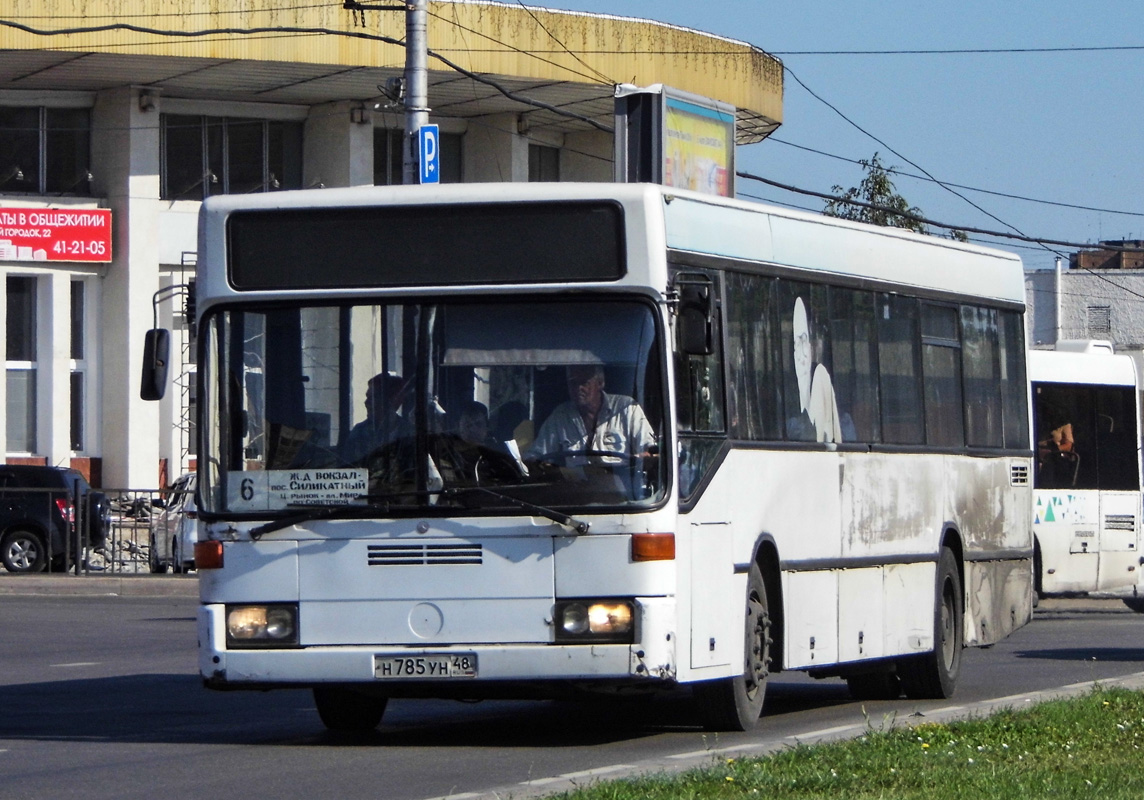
[964, 558, 1032, 646]
[1034, 490, 1099, 593]
[842, 453, 945, 560]
[782, 570, 838, 669]
[883, 562, 936, 655]
[1096, 491, 1143, 592]
[837, 567, 884, 661]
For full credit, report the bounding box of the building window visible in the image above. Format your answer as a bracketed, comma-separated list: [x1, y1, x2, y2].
[374, 128, 463, 185]
[70, 371, 84, 452]
[0, 106, 92, 195]
[1086, 305, 1112, 337]
[6, 277, 37, 453]
[529, 144, 560, 182]
[161, 115, 303, 200]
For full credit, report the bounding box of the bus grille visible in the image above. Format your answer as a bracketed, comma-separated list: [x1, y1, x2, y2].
[367, 543, 483, 566]
[1104, 515, 1137, 532]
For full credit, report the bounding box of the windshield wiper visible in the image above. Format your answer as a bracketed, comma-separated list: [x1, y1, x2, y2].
[246, 492, 431, 539]
[442, 486, 590, 535]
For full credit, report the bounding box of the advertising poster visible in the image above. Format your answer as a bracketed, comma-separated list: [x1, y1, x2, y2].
[663, 96, 735, 197]
[0, 207, 113, 263]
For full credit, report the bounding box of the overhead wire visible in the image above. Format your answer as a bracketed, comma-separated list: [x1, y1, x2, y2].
[4, 14, 1139, 270]
[0, 18, 615, 133]
[766, 137, 1144, 219]
[781, 63, 1062, 257]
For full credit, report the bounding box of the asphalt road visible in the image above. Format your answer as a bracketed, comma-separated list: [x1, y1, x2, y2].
[2, 578, 1143, 800]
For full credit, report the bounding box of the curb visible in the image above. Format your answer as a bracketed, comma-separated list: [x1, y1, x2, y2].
[0, 573, 199, 598]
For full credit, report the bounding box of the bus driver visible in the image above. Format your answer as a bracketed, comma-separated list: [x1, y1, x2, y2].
[528, 364, 656, 461]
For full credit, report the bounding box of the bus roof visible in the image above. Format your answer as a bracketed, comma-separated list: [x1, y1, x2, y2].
[1029, 346, 1140, 387]
[198, 182, 1025, 307]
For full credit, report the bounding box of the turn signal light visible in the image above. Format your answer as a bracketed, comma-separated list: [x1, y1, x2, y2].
[631, 532, 674, 562]
[194, 540, 224, 570]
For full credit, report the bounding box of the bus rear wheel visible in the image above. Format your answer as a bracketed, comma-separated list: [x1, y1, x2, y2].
[898, 547, 963, 699]
[694, 563, 771, 731]
[313, 687, 388, 732]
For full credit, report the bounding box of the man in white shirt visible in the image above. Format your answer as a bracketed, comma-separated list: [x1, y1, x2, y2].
[528, 364, 656, 462]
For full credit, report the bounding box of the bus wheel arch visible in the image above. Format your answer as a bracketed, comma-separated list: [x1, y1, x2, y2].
[754, 537, 783, 674]
[693, 543, 777, 732]
[897, 538, 964, 699]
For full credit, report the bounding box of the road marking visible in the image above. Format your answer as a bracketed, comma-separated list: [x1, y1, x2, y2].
[524, 764, 635, 786]
[795, 723, 864, 740]
[49, 662, 99, 668]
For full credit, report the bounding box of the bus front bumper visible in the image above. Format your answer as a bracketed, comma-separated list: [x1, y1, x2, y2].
[198, 599, 678, 691]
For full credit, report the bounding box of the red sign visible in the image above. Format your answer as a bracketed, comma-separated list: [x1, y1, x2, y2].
[0, 207, 113, 263]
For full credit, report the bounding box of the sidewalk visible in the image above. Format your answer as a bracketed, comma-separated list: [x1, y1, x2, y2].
[0, 572, 200, 597]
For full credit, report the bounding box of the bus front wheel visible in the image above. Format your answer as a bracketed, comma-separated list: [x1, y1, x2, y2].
[693, 563, 771, 731]
[313, 687, 388, 732]
[898, 547, 963, 699]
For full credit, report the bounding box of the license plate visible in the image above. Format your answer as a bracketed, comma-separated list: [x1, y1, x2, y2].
[374, 653, 478, 679]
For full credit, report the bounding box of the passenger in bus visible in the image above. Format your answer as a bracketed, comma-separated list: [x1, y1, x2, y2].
[789, 296, 842, 443]
[437, 401, 523, 483]
[527, 364, 656, 461]
[1037, 402, 1077, 487]
[340, 372, 412, 464]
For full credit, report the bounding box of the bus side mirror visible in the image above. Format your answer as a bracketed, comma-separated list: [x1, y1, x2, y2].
[678, 284, 714, 356]
[140, 328, 171, 401]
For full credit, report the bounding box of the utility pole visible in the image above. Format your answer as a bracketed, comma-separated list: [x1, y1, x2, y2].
[402, 0, 429, 185]
[343, 0, 430, 184]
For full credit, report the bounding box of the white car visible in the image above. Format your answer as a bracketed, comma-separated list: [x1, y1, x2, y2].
[149, 473, 197, 574]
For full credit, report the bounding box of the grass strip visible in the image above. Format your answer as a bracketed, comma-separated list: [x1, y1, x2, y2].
[551, 686, 1144, 800]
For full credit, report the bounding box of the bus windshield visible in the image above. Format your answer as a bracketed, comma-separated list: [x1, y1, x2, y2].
[200, 297, 668, 515]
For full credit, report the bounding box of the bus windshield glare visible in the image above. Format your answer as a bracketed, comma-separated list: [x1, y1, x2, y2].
[201, 298, 668, 515]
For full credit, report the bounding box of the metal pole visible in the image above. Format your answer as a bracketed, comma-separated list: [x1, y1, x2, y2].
[1055, 255, 1063, 344]
[403, 0, 429, 185]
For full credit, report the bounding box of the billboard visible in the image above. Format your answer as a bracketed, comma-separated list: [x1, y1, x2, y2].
[0, 207, 113, 263]
[614, 85, 736, 198]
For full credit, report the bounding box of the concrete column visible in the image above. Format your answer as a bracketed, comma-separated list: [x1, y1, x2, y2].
[303, 101, 374, 188]
[39, 272, 71, 467]
[91, 86, 162, 488]
[463, 113, 528, 182]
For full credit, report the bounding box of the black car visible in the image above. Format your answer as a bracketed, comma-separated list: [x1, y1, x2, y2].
[0, 466, 111, 573]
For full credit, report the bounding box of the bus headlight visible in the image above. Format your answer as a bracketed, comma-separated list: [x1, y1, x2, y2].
[226, 604, 299, 648]
[554, 600, 635, 643]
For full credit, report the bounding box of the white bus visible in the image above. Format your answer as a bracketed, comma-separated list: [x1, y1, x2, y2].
[1030, 341, 1144, 609]
[145, 183, 1033, 732]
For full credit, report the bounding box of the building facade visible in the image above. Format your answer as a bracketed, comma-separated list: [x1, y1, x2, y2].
[0, 1, 783, 488]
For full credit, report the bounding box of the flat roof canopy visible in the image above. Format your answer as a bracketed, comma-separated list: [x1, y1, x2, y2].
[0, 1, 782, 143]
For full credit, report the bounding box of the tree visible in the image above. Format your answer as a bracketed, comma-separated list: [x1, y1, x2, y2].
[824, 153, 967, 242]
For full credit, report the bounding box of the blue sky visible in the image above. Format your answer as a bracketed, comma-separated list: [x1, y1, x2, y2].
[547, 1, 1144, 271]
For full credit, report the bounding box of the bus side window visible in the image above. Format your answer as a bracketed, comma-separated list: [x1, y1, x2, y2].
[673, 270, 726, 500]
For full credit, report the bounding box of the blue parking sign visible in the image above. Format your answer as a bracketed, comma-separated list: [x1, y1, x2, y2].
[419, 124, 440, 184]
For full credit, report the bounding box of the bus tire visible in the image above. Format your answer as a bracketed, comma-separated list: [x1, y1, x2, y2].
[898, 547, 963, 699]
[693, 563, 771, 731]
[1123, 597, 1144, 614]
[313, 687, 388, 732]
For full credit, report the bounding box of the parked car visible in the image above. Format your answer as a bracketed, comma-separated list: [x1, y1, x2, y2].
[149, 473, 198, 574]
[0, 465, 111, 573]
